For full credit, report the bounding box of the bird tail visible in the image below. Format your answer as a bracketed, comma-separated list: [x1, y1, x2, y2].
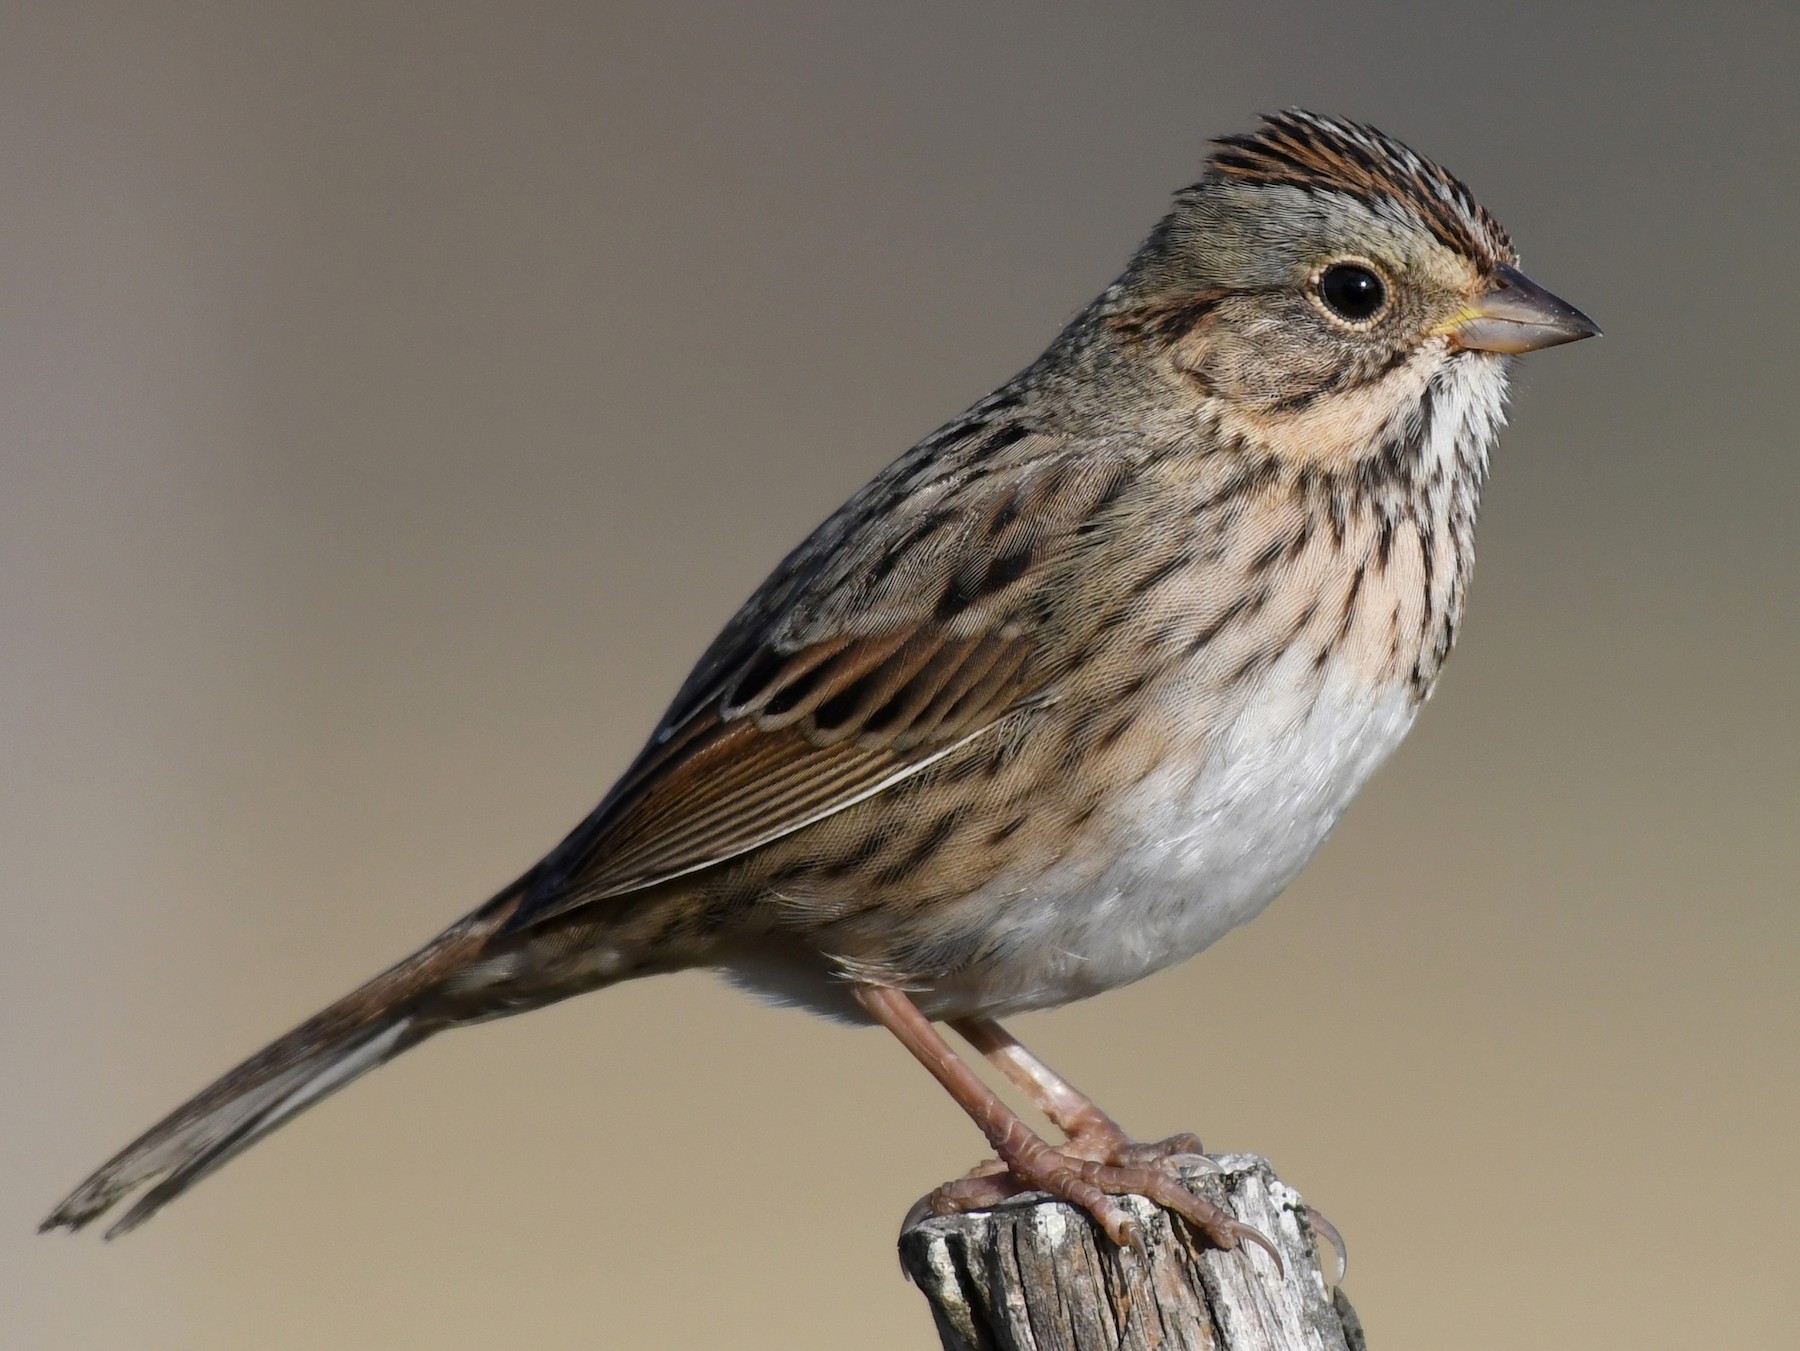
[42, 880, 532, 1239]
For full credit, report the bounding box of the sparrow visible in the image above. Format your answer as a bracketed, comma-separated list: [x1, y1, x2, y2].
[43, 111, 1597, 1260]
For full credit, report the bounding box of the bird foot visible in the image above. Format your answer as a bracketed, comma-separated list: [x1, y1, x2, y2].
[1061, 1127, 1211, 1168]
[904, 1131, 1280, 1272]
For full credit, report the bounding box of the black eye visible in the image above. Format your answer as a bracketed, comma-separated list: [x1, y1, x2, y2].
[1318, 263, 1387, 324]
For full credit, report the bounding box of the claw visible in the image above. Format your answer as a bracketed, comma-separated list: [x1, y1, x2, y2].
[901, 1194, 935, 1234]
[1305, 1205, 1347, 1283]
[1120, 1217, 1150, 1263]
[1166, 1152, 1222, 1174]
[1090, 1193, 1141, 1248]
[1231, 1219, 1286, 1278]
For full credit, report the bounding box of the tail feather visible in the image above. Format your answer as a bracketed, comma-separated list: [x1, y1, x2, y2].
[99, 1019, 420, 1238]
[43, 884, 526, 1236]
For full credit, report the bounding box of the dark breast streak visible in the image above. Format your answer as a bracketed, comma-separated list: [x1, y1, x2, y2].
[682, 429, 1476, 993]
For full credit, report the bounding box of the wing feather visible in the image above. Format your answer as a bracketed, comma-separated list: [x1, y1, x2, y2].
[510, 425, 1134, 926]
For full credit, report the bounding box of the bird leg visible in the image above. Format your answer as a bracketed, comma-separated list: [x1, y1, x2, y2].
[949, 1015, 1208, 1166]
[858, 985, 1276, 1266]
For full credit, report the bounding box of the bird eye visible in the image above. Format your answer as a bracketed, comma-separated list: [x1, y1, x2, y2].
[1317, 262, 1388, 325]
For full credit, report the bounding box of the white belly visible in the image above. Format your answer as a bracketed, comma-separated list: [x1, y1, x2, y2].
[922, 667, 1419, 1018]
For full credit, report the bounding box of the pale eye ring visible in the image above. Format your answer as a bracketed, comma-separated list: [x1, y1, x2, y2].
[1315, 261, 1389, 326]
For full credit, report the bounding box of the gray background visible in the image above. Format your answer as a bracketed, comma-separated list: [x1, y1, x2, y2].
[5, 3, 1795, 1348]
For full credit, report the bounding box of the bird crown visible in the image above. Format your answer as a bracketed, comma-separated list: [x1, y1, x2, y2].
[1204, 110, 1516, 269]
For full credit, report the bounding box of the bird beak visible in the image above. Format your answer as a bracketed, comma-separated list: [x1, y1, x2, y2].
[1447, 263, 1600, 354]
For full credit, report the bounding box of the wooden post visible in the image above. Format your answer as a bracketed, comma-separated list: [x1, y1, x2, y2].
[898, 1154, 1366, 1351]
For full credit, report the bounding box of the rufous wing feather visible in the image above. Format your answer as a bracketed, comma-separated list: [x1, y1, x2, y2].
[509, 430, 1137, 927]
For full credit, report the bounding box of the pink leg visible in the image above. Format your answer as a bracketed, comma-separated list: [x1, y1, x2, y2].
[949, 1016, 1206, 1164]
[859, 986, 1277, 1266]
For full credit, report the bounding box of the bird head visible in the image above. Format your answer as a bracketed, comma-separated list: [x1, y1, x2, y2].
[1108, 111, 1597, 467]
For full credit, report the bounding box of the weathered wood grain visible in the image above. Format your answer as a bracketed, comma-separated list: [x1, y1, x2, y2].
[899, 1154, 1363, 1351]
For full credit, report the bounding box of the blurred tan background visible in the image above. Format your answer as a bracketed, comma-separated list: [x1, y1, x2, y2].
[4, 2, 1796, 1348]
